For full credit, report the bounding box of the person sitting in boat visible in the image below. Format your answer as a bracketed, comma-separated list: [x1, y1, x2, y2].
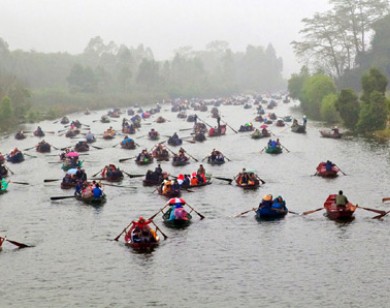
[292, 119, 298, 127]
[0, 236, 5, 248]
[172, 179, 180, 192]
[74, 180, 84, 196]
[190, 173, 198, 186]
[332, 126, 340, 136]
[162, 180, 172, 195]
[182, 174, 190, 187]
[149, 128, 158, 138]
[121, 135, 134, 146]
[258, 194, 273, 209]
[325, 160, 334, 172]
[336, 190, 348, 208]
[247, 173, 258, 185]
[261, 127, 269, 136]
[75, 167, 87, 181]
[92, 183, 103, 199]
[272, 196, 287, 211]
[0, 164, 7, 178]
[155, 164, 162, 175]
[303, 115, 307, 126]
[35, 126, 44, 136]
[276, 138, 281, 146]
[0, 152, 5, 164]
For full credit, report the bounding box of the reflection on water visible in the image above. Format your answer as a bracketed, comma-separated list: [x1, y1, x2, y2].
[1, 101, 389, 307]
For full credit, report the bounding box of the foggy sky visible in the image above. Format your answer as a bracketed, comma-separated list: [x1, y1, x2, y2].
[1, 0, 330, 76]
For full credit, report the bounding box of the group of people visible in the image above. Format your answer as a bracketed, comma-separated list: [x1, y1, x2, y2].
[152, 143, 169, 160]
[148, 128, 159, 140]
[168, 132, 182, 146]
[136, 149, 153, 164]
[258, 194, 287, 211]
[126, 216, 158, 244]
[267, 139, 281, 148]
[121, 135, 136, 149]
[209, 149, 224, 163]
[122, 119, 136, 134]
[235, 168, 260, 186]
[172, 148, 189, 163]
[75, 180, 103, 199]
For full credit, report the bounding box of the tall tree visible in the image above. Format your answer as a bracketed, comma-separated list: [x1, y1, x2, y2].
[335, 89, 360, 129]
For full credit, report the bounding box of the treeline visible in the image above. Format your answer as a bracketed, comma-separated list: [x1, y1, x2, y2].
[288, 67, 389, 134]
[0, 37, 285, 130]
[289, 0, 390, 135]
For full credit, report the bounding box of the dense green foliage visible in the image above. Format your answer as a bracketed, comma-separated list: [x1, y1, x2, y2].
[300, 74, 337, 119]
[320, 93, 340, 123]
[335, 89, 360, 130]
[0, 36, 285, 131]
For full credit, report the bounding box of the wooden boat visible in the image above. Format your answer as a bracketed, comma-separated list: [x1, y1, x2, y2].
[121, 141, 136, 150]
[320, 130, 342, 139]
[85, 134, 96, 143]
[60, 117, 70, 124]
[122, 125, 136, 134]
[316, 162, 339, 178]
[33, 129, 45, 137]
[65, 129, 80, 138]
[124, 229, 160, 252]
[275, 119, 285, 127]
[36, 142, 51, 153]
[265, 146, 282, 154]
[172, 157, 190, 167]
[107, 110, 120, 118]
[239, 125, 254, 132]
[158, 185, 181, 198]
[177, 111, 187, 119]
[235, 171, 261, 190]
[76, 193, 107, 206]
[291, 124, 306, 133]
[101, 167, 124, 182]
[156, 116, 166, 123]
[61, 160, 82, 171]
[103, 129, 116, 140]
[135, 155, 154, 165]
[251, 130, 270, 139]
[101, 115, 111, 123]
[15, 131, 26, 140]
[208, 124, 227, 137]
[207, 156, 225, 165]
[148, 131, 160, 140]
[162, 207, 192, 228]
[255, 197, 288, 220]
[324, 194, 356, 221]
[6, 152, 24, 163]
[181, 180, 212, 190]
[74, 142, 89, 152]
[70, 121, 82, 128]
[167, 137, 182, 146]
[60, 179, 77, 189]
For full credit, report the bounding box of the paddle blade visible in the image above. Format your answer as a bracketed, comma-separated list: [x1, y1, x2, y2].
[50, 196, 76, 201]
[6, 239, 32, 248]
[356, 205, 386, 215]
[382, 197, 390, 202]
[44, 179, 61, 182]
[372, 210, 390, 219]
[11, 181, 30, 185]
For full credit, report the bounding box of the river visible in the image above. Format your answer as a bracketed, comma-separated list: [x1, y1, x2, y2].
[0, 100, 389, 307]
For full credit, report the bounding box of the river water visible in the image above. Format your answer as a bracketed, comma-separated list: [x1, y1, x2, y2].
[0, 100, 389, 307]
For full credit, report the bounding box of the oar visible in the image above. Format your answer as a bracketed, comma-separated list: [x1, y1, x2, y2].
[185, 202, 205, 220]
[222, 120, 238, 134]
[201, 155, 209, 162]
[260, 147, 266, 154]
[288, 210, 301, 215]
[24, 153, 37, 158]
[112, 143, 120, 148]
[181, 148, 198, 162]
[23, 146, 36, 151]
[382, 197, 390, 202]
[151, 220, 168, 240]
[179, 128, 194, 131]
[149, 204, 169, 220]
[114, 221, 133, 241]
[92, 169, 103, 177]
[356, 205, 386, 215]
[224, 155, 232, 162]
[234, 208, 256, 217]
[91, 145, 103, 150]
[281, 145, 290, 153]
[80, 123, 90, 127]
[5, 166, 14, 175]
[2, 237, 33, 248]
[50, 195, 77, 201]
[336, 165, 347, 175]
[302, 208, 324, 215]
[119, 156, 136, 163]
[372, 210, 390, 219]
[257, 177, 266, 185]
[197, 117, 213, 128]
[123, 171, 144, 178]
[214, 177, 233, 184]
[102, 183, 137, 189]
[10, 181, 30, 185]
[44, 179, 61, 183]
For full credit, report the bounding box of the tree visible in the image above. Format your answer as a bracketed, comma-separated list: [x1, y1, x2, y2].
[67, 64, 98, 93]
[301, 74, 337, 119]
[288, 66, 310, 101]
[335, 89, 360, 129]
[356, 90, 388, 132]
[320, 93, 340, 123]
[0, 96, 13, 123]
[136, 59, 160, 90]
[361, 67, 387, 103]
